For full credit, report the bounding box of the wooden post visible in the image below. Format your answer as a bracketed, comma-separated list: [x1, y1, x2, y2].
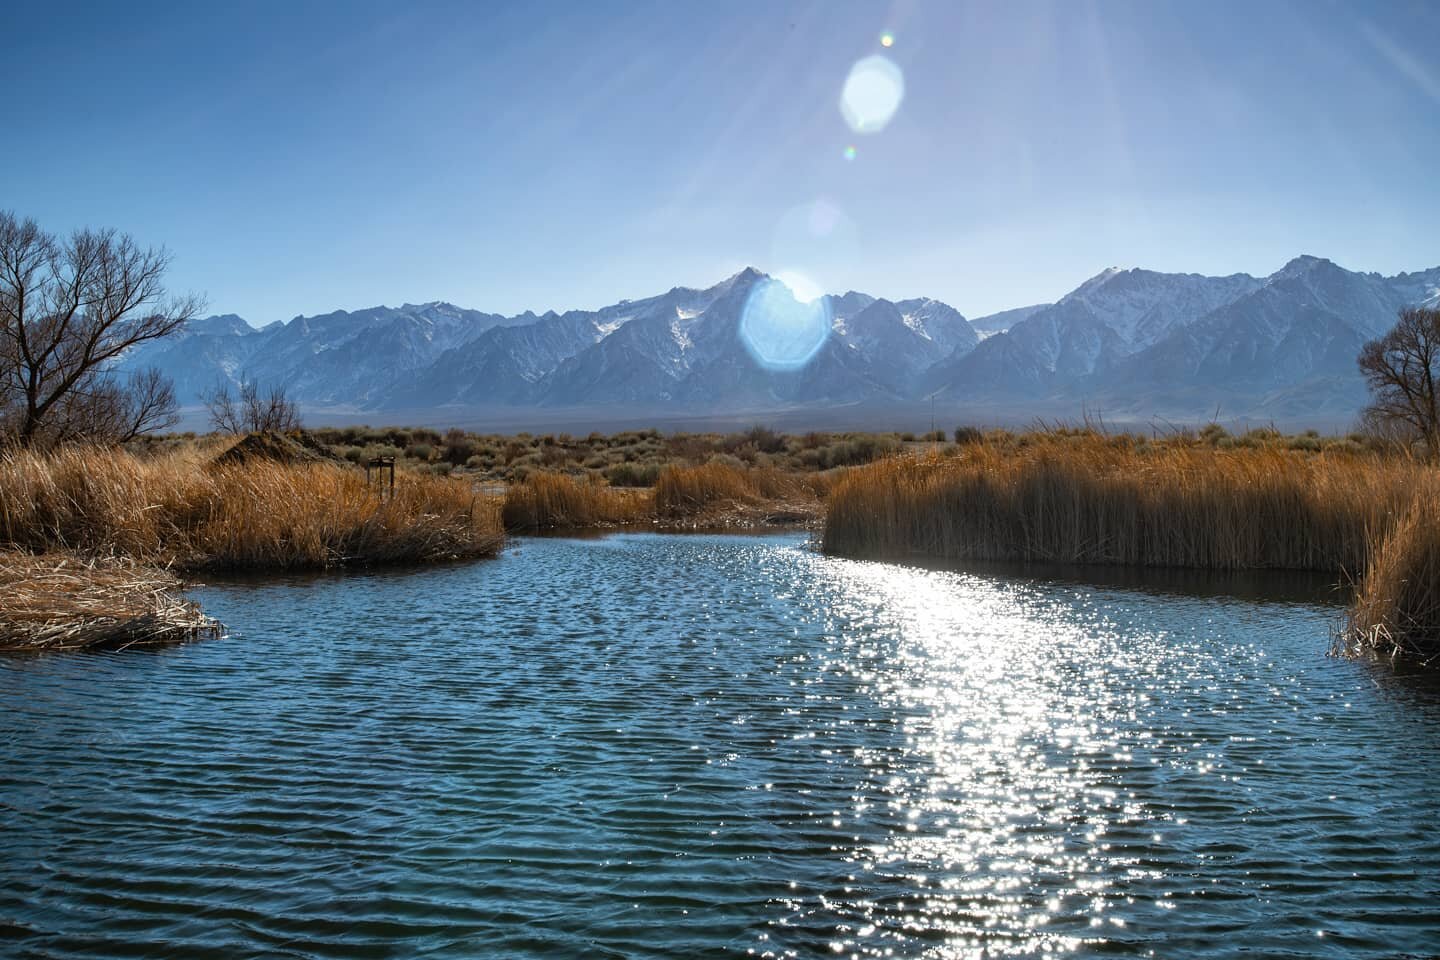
[365, 456, 396, 499]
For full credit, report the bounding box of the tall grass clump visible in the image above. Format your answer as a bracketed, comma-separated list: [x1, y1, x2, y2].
[501, 472, 649, 532]
[1338, 482, 1440, 666]
[822, 437, 1425, 573]
[653, 462, 803, 518]
[0, 445, 504, 571]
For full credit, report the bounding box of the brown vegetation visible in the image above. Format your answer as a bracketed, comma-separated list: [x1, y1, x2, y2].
[501, 472, 649, 532]
[299, 423, 906, 483]
[0, 550, 218, 652]
[0, 444, 504, 572]
[822, 431, 1424, 572]
[501, 460, 828, 532]
[1337, 483, 1440, 666]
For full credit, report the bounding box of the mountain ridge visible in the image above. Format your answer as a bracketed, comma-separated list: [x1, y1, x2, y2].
[118, 257, 1440, 427]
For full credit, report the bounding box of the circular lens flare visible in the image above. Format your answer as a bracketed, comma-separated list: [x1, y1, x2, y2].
[843, 144, 857, 161]
[840, 55, 905, 134]
[880, 31, 895, 47]
[740, 273, 832, 371]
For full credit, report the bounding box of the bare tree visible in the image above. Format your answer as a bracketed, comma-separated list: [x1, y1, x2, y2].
[203, 377, 302, 435]
[0, 211, 202, 446]
[1358, 306, 1440, 457]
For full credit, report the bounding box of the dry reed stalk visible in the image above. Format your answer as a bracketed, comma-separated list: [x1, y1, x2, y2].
[0, 550, 219, 652]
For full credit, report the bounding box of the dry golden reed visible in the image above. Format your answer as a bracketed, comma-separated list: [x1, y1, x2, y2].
[1338, 480, 1440, 666]
[0, 549, 219, 652]
[501, 471, 650, 532]
[654, 462, 803, 517]
[822, 435, 1426, 573]
[0, 445, 504, 571]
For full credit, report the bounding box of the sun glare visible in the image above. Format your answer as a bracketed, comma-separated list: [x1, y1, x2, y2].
[739, 273, 832, 371]
[840, 55, 905, 134]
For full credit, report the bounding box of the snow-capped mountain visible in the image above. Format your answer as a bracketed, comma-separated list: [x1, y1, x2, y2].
[925, 267, 1263, 398]
[120, 256, 1440, 426]
[124, 302, 511, 408]
[967, 303, 1050, 338]
[1092, 257, 1440, 417]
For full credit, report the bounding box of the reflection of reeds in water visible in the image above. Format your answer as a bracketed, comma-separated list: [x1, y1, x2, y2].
[0, 445, 505, 571]
[0, 550, 219, 652]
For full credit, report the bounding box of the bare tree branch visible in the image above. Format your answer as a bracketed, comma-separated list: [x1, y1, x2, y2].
[203, 374, 301, 435]
[0, 210, 202, 446]
[1358, 307, 1440, 458]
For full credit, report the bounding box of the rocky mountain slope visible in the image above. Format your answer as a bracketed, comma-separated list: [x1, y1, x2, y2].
[119, 256, 1440, 425]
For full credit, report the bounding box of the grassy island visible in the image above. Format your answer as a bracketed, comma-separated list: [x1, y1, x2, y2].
[0, 437, 505, 650]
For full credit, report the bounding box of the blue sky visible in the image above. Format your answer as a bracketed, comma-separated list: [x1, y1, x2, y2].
[5, 0, 1439, 324]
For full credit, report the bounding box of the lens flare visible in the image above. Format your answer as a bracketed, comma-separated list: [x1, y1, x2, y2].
[840, 55, 905, 134]
[739, 273, 832, 372]
[880, 31, 895, 47]
[843, 144, 857, 161]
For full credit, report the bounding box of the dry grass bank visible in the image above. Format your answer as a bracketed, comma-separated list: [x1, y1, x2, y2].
[0, 550, 219, 652]
[0, 445, 504, 572]
[822, 435, 1425, 573]
[501, 472, 650, 532]
[502, 462, 832, 532]
[654, 462, 796, 514]
[1338, 484, 1440, 666]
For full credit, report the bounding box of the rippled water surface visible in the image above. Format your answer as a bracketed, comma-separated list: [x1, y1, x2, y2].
[4, 533, 1440, 959]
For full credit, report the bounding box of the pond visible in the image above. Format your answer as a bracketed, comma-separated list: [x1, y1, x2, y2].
[3, 533, 1438, 958]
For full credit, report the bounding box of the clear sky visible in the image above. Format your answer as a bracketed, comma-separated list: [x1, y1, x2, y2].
[5, 0, 1439, 324]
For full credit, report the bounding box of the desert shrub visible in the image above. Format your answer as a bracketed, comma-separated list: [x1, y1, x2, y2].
[953, 426, 984, 445]
[1199, 423, 1230, 445]
[744, 425, 786, 454]
[363, 444, 403, 461]
[606, 461, 662, 487]
[442, 428, 476, 465]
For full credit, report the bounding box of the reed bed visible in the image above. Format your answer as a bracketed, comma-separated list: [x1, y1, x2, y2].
[0, 550, 219, 652]
[0, 446, 505, 572]
[1337, 482, 1440, 666]
[654, 462, 804, 518]
[822, 437, 1426, 573]
[501, 472, 650, 532]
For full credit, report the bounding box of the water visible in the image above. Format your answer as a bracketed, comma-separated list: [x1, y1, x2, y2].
[3, 533, 1439, 959]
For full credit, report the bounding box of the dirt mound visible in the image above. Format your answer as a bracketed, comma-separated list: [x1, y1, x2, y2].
[213, 431, 345, 467]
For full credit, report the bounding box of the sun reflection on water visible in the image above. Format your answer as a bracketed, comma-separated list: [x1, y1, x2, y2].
[764, 556, 1177, 958]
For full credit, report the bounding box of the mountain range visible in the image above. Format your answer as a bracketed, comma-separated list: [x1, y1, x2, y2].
[121, 256, 1440, 429]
